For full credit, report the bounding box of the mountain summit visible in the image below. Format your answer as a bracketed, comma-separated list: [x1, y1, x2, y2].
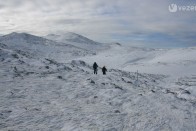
[46, 32, 100, 45]
[46, 32, 109, 51]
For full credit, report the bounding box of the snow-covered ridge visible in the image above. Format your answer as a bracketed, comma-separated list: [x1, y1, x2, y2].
[46, 32, 110, 51]
[1, 32, 51, 45]
[46, 32, 101, 45]
[0, 32, 196, 130]
[0, 32, 55, 47]
[0, 32, 96, 63]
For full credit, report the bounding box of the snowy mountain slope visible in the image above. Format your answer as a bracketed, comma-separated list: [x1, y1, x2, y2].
[0, 58, 196, 130]
[0, 32, 95, 63]
[79, 44, 196, 76]
[46, 32, 99, 45]
[46, 32, 110, 51]
[1, 32, 196, 131]
[123, 47, 196, 76]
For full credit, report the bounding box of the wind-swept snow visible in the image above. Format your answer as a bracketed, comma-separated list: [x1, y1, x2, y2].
[79, 45, 196, 77]
[46, 32, 110, 51]
[0, 32, 95, 63]
[0, 32, 196, 131]
[1, 58, 196, 130]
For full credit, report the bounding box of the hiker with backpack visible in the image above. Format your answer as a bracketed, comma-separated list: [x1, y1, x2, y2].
[102, 66, 107, 75]
[93, 62, 98, 74]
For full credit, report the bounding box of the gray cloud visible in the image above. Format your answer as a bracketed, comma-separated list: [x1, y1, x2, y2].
[0, 0, 195, 47]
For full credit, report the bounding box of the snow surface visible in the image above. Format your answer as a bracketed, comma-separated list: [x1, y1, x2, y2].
[0, 32, 196, 131]
[45, 32, 110, 51]
[79, 45, 196, 77]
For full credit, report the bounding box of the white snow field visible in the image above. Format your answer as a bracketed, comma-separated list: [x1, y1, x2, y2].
[0, 33, 196, 131]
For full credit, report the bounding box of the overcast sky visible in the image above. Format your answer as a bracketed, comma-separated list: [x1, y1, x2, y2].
[0, 0, 195, 48]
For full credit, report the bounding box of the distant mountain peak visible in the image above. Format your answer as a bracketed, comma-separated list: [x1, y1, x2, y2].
[45, 32, 110, 51]
[46, 32, 101, 45]
[47, 32, 90, 40]
[0, 32, 53, 46]
[3, 32, 37, 39]
[7, 32, 30, 36]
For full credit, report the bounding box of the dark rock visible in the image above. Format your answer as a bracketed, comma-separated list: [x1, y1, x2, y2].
[12, 54, 19, 59]
[166, 89, 176, 95]
[183, 90, 191, 94]
[14, 67, 17, 71]
[25, 72, 34, 75]
[127, 81, 132, 84]
[114, 110, 120, 113]
[90, 80, 95, 84]
[115, 86, 123, 90]
[57, 76, 63, 79]
[64, 66, 72, 71]
[45, 58, 59, 65]
[18, 60, 25, 64]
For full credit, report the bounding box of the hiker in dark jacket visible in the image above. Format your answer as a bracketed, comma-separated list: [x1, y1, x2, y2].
[93, 62, 98, 74]
[102, 66, 107, 75]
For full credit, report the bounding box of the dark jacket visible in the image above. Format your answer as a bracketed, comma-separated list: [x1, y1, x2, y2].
[102, 66, 107, 74]
[93, 62, 98, 69]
